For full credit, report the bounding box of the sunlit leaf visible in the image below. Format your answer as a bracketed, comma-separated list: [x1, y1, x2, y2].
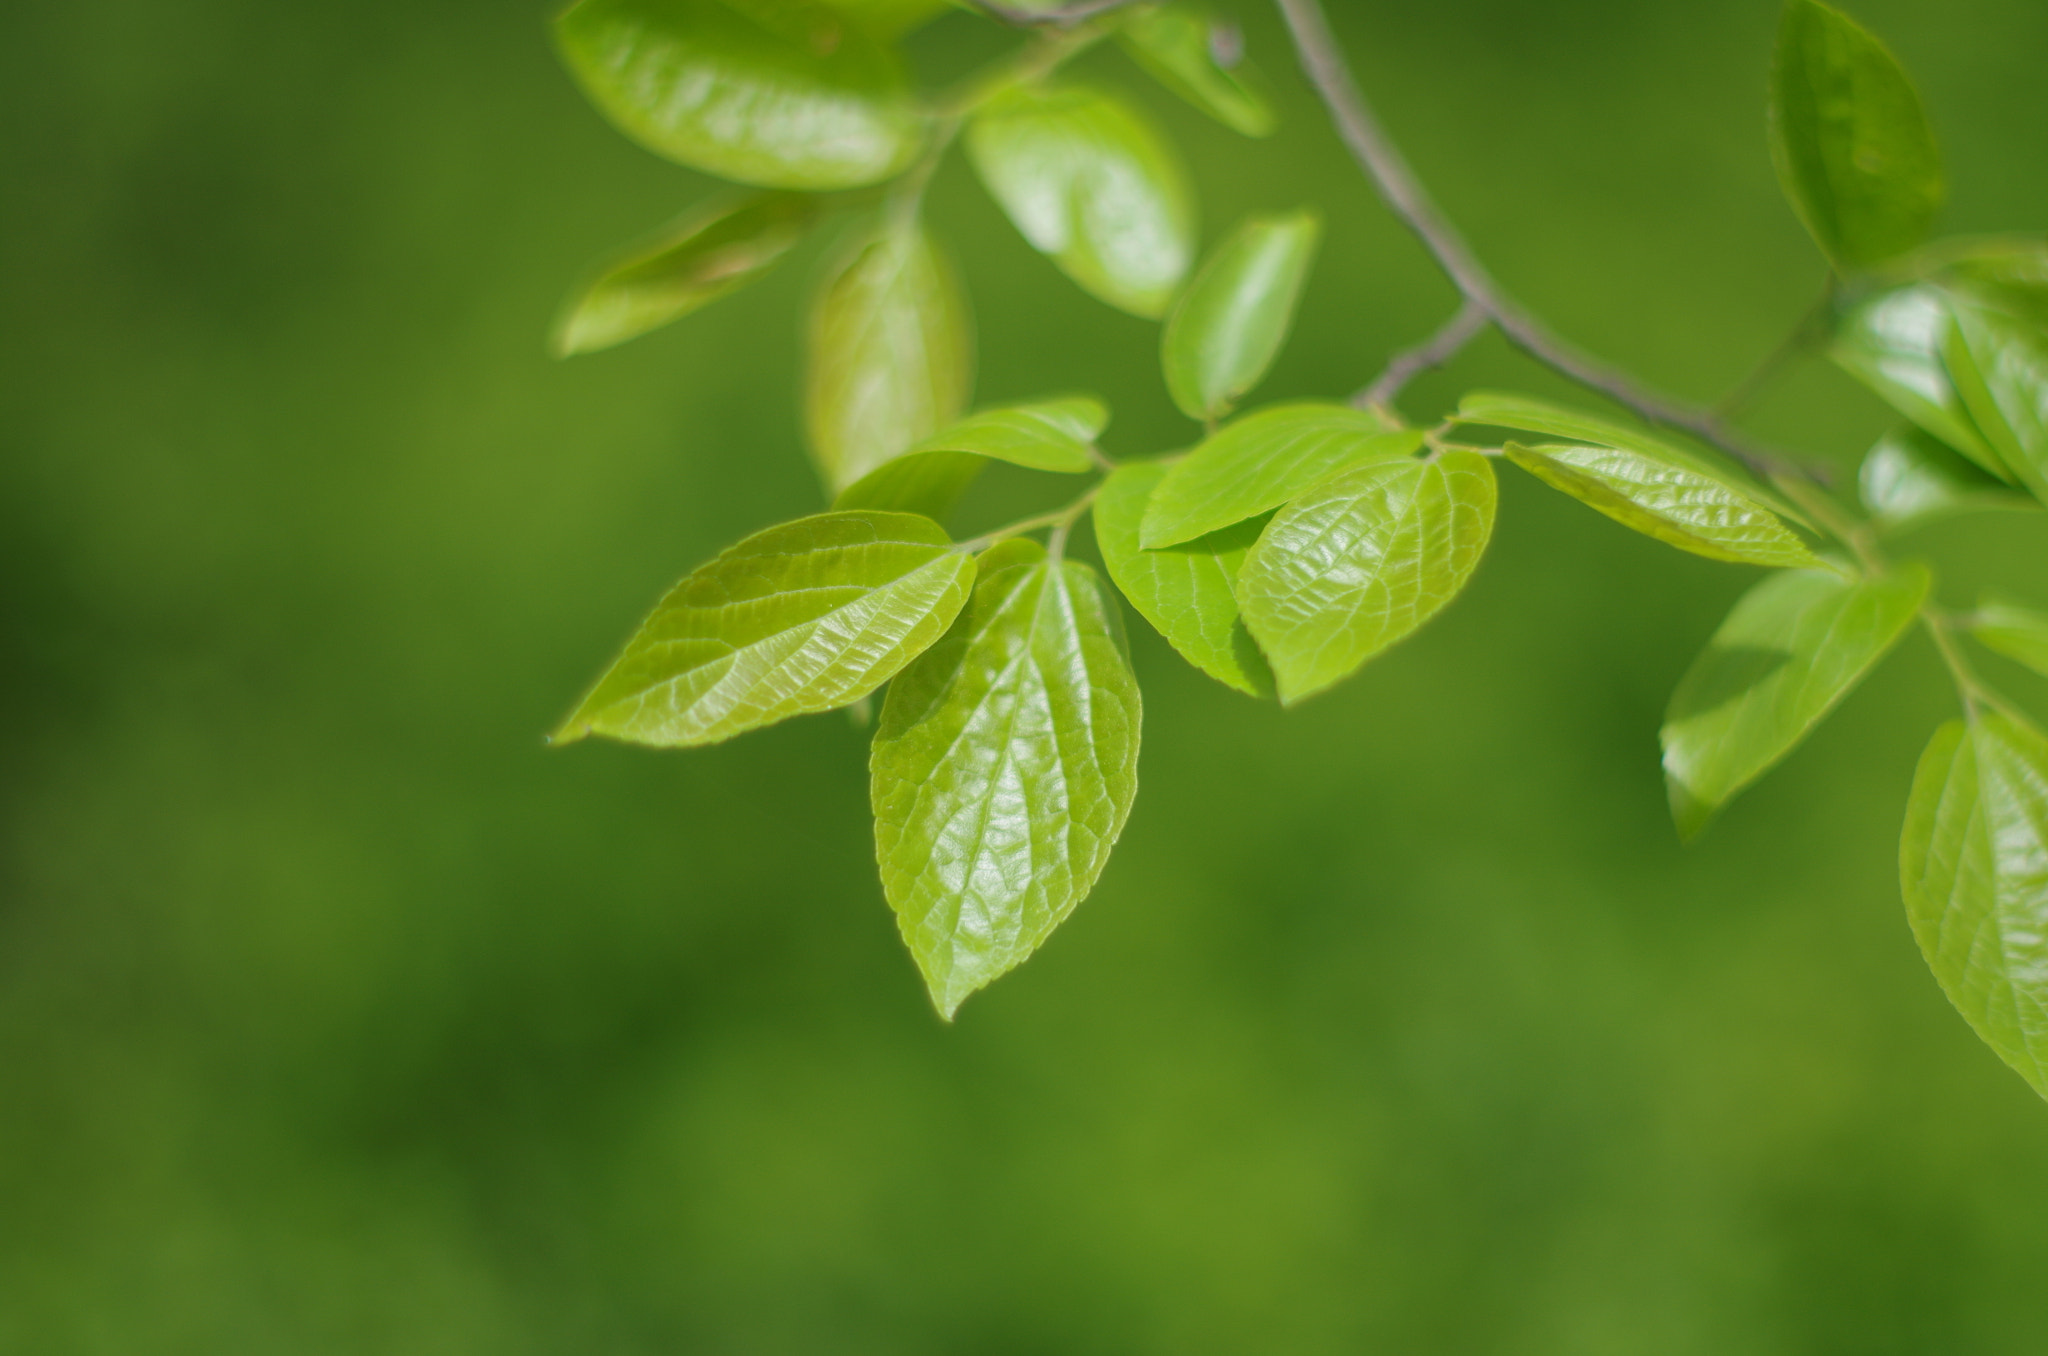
[1093, 461, 1273, 697]
[872, 538, 1142, 1018]
[555, 0, 926, 190]
[554, 511, 975, 748]
[1831, 284, 2007, 476]
[553, 191, 823, 356]
[1140, 403, 1416, 549]
[1901, 713, 2048, 1101]
[833, 396, 1104, 519]
[1117, 4, 1276, 138]
[1769, 0, 1943, 271]
[805, 219, 974, 493]
[1860, 425, 2037, 530]
[1236, 452, 1496, 705]
[1161, 210, 1321, 422]
[966, 81, 1196, 318]
[1661, 562, 1928, 838]
[1945, 296, 2048, 502]
[1969, 595, 2048, 679]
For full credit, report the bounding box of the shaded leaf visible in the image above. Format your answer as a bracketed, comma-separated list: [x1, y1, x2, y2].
[966, 82, 1196, 318]
[554, 511, 975, 747]
[1093, 461, 1272, 697]
[805, 219, 974, 493]
[1661, 562, 1929, 838]
[1769, 0, 1943, 271]
[1117, 4, 1276, 138]
[833, 396, 1105, 520]
[1901, 713, 2048, 1101]
[871, 538, 1142, 1018]
[553, 191, 823, 356]
[1969, 595, 2048, 678]
[1831, 284, 2007, 475]
[833, 451, 985, 521]
[1162, 210, 1321, 422]
[1140, 403, 1417, 549]
[1860, 425, 2037, 530]
[1946, 296, 2048, 502]
[556, 0, 925, 190]
[1236, 452, 1497, 705]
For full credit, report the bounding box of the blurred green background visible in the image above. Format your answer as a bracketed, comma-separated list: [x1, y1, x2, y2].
[6, 0, 2048, 1350]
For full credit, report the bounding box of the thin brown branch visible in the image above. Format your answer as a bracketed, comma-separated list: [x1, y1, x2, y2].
[1273, 0, 1826, 485]
[1357, 300, 1489, 410]
[968, 0, 1143, 28]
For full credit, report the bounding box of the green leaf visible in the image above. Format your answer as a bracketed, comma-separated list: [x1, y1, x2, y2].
[1161, 210, 1321, 422]
[1901, 713, 2048, 1101]
[1093, 460, 1273, 698]
[555, 0, 926, 190]
[1139, 403, 1417, 549]
[552, 191, 822, 357]
[1831, 284, 2007, 475]
[1236, 452, 1497, 705]
[1859, 426, 2037, 530]
[871, 538, 1142, 1018]
[832, 452, 985, 521]
[1968, 595, 2048, 679]
[1660, 562, 1929, 838]
[832, 396, 1105, 520]
[1769, 0, 1943, 271]
[1116, 4, 1277, 138]
[805, 219, 975, 493]
[554, 511, 976, 748]
[1945, 296, 2048, 502]
[966, 82, 1196, 318]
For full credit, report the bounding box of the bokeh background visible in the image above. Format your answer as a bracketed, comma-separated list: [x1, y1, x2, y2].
[7, 0, 2048, 1350]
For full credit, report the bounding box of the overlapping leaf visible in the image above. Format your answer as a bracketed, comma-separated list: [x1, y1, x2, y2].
[1237, 452, 1497, 705]
[833, 397, 1105, 519]
[1831, 284, 2007, 475]
[1860, 426, 2036, 530]
[553, 192, 822, 356]
[806, 220, 974, 493]
[1661, 562, 1929, 839]
[1945, 296, 2048, 502]
[1769, 0, 1943, 271]
[1969, 595, 2048, 678]
[871, 539, 1142, 1018]
[1117, 4, 1276, 138]
[1162, 211, 1321, 422]
[554, 511, 975, 748]
[555, 0, 925, 190]
[966, 82, 1196, 318]
[1094, 461, 1273, 697]
[1140, 403, 1418, 548]
[1901, 713, 2048, 1100]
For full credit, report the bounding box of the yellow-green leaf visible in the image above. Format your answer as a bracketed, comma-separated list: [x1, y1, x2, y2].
[1162, 210, 1321, 422]
[1969, 595, 2048, 679]
[1860, 426, 2036, 530]
[1831, 284, 2008, 476]
[832, 396, 1105, 519]
[1117, 4, 1276, 138]
[1946, 296, 2048, 503]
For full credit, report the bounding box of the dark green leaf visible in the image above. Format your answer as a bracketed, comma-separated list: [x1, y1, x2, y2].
[1236, 452, 1497, 705]
[966, 82, 1196, 318]
[1161, 210, 1321, 422]
[805, 219, 975, 493]
[1901, 713, 2048, 1101]
[553, 191, 822, 356]
[872, 538, 1142, 1018]
[1093, 461, 1273, 697]
[1831, 284, 2007, 475]
[1969, 595, 2048, 678]
[1945, 296, 2048, 501]
[1769, 0, 1943, 271]
[1140, 403, 1417, 549]
[1661, 562, 1929, 838]
[1117, 4, 1276, 138]
[554, 511, 976, 748]
[1860, 425, 2037, 530]
[555, 0, 926, 190]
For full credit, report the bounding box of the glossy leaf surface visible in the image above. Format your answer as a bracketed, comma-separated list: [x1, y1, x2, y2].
[1860, 426, 2036, 530]
[555, 511, 975, 748]
[1831, 285, 2005, 474]
[1902, 714, 2048, 1100]
[1237, 452, 1496, 705]
[872, 539, 1142, 1018]
[966, 82, 1195, 318]
[1140, 403, 1416, 549]
[805, 220, 974, 493]
[555, 0, 924, 190]
[1093, 461, 1272, 697]
[1946, 297, 2048, 502]
[1969, 595, 2048, 678]
[1117, 4, 1276, 138]
[1162, 211, 1321, 422]
[1769, 0, 1942, 271]
[909, 396, 1106, 473]
[1661, 563, 1928, 839]
[553, 191, 821, 356]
